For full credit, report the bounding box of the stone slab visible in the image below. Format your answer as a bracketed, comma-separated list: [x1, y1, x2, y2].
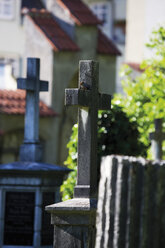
[46, 198, 97, 213]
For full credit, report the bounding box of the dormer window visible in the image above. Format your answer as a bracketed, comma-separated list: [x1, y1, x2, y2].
[0, 0, 14, 20]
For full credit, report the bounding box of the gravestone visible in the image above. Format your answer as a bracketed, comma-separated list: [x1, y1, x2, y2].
[46, 60, 111, 248]
[149, 118, 165, 160]
[4, 192, 35, 246]
[0, 58, 70, 248]
[17, 57, 48, 162]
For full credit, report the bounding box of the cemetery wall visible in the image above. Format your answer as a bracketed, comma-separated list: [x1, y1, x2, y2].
[96, 155, 165, 248]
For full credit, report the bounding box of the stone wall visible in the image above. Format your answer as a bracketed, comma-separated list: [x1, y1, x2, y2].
[96, 155, 165, 248]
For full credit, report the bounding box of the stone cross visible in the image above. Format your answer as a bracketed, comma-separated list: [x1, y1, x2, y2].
[149, 118, 165, 160]
[65, 60, 111, 198]
[17, 58, 48, 162]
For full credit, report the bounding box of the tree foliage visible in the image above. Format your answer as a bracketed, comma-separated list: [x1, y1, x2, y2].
[113, 26, 165, 157]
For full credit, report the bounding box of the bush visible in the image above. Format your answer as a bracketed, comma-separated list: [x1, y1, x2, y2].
[60, 104, 146, 201]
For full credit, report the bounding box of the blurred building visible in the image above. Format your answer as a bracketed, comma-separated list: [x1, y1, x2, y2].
[0, 0, 44, 89]
[82, 0, 127, 93]
[125, 0, 165, 64]
[83, 0, 126, 43]
[0, 0, 121, 164]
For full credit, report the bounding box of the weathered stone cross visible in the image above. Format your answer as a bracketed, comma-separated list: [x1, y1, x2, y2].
[149, 118, 165, 160]
[65, 60, 111, 198]
[17, 58, 48, 162]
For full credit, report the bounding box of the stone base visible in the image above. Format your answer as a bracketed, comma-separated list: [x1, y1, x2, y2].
[46, 198, 97, 248]
[74, 185, 90, 198]
[20, 143, 43, 162]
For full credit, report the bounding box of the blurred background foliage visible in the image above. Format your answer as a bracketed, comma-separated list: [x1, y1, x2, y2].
[114, 26, 165, 158]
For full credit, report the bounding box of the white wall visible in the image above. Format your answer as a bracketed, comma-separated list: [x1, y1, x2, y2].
[0, 0, 25, 58]
[126, 0, 165, 63]
[125, 0, 145, 63]
[115, 0, 126, 21]
[0, 0, 25, 88]
[144, 0, 165, 58]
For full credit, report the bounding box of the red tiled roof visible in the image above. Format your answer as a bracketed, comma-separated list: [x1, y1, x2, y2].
[127, 63, 143, 72]
[28, 10, 80, 52]
[97, 30, 121, 56]
[0, 90, 57, 117]
[57, 0, 102, 26]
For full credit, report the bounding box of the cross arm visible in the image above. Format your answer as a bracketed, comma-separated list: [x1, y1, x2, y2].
[17, 78, 48, 92]
[17, 78, 35, 91]
[98, 93, 111, 110]
[65, 89, 91, 107]
[149, 132, 165, 141]
[40, 80, 48, 91]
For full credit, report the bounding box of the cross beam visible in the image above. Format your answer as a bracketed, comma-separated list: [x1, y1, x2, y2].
[17, 58, 48, 162]
[65, 60, 111, 198]
[149, 118, 165, 160]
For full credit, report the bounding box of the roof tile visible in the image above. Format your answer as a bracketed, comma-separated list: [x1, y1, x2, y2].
[0, 90, 57, 117]
[28, 10, 80, 52]
[97, 30, 121, 56]
[127, 62, 143, 72]
[57, 0, 102, 25]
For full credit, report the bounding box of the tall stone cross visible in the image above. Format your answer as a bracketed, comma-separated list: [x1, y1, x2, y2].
[65, 60, 111, 198]
[149, 118, 165, 160]
[17, 58, 48, 162]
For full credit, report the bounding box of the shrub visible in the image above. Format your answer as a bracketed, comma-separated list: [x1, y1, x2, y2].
[61, 104, 146, 201]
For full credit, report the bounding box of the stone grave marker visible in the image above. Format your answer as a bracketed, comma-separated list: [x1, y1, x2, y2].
[17, 58, 48, 162]
[149, 118, 165, 160]
[46, 60, 111, 248]
[0, 58, 70, 248]
[65, 60, 111, 198]
[4, 192, 35, 245]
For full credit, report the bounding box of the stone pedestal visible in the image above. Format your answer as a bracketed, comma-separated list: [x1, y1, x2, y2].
[46, 198, 97, 248]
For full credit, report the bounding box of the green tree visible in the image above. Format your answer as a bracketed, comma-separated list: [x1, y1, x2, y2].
[61, 104, 146, 201]
[113, 26, 165, 158]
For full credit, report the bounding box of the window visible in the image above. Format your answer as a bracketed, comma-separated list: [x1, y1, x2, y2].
[90, 2, 112, 38]
[0, 0, 14, 20]
[91, 3, 109, 24]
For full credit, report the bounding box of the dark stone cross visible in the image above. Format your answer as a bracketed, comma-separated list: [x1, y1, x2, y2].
[149, 118, 165, 160]
[65, 60, 111, 198]
[17, 58, 48, 162]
